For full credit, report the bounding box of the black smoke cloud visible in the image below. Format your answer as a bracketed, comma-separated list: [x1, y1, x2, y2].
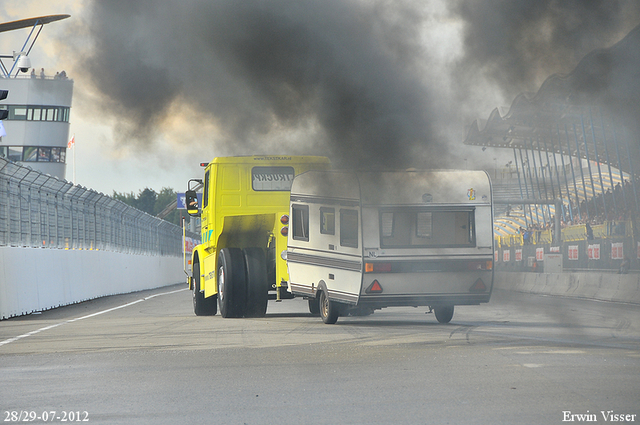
[76, 0, 440, 169]
[451, 0, 640, 97]
[74, 0, 639, 169]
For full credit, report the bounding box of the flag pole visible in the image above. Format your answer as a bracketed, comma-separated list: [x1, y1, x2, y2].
[73, 136, 76, 184]
[68, 133, 76, 184]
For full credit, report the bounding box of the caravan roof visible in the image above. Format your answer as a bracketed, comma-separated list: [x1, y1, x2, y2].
[291, 169, 491, 206]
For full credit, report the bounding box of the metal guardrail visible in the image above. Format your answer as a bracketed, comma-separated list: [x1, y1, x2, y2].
[0, 157, 194, 255]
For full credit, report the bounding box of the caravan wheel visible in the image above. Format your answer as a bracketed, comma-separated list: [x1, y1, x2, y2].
[217, 248, 246, 318]
[434, 305, 454, 324]
[319, 291, 340, 324]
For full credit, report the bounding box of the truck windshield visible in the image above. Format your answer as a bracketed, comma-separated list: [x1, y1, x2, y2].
[380, 208, 475, 248]
[252, 166, 295, 191]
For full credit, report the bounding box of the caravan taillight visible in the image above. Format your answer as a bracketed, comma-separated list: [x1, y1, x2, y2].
[364, 262, 392, 273]
[466, 261, 493, 271]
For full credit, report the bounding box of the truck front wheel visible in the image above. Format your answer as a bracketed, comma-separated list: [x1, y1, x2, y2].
[192, 261, 217, 316]
[218, 248, 247, 318]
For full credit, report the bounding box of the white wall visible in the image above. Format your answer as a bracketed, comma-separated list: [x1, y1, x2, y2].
[0, 247, 186, 319]
[494, 271, 640, 304]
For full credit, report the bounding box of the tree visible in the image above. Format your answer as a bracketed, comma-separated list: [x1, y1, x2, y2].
[112, 187, 183, 226]
[136, 188, 157, 215]
[112, 191, 137, 206]
[155, 187, 181, 225]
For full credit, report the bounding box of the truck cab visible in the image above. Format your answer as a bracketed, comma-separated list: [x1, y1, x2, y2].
[186, 155, 330, 317]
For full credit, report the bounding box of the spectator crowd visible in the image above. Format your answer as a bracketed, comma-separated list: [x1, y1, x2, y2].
[514, 178, 638, 243]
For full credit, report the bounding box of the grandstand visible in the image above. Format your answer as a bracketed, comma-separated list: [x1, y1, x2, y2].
[464, 25, 640, 271]
[492, 164, 629, 237]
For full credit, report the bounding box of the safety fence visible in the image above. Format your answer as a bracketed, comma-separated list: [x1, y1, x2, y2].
[494, 217, 637, 272]
[0, 157, 193, 256]
[495, 234, 639, 273]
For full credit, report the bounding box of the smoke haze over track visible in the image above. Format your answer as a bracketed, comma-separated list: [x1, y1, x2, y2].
[71, 0, 640, 169]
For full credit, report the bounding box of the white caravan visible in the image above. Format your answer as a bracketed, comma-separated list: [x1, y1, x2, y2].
[286, 169, 494, 324]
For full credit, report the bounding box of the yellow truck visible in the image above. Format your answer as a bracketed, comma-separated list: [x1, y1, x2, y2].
[185, 155, 330, 317]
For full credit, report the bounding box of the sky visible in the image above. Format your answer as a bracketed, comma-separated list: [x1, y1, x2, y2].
[0, 1, 638, 196]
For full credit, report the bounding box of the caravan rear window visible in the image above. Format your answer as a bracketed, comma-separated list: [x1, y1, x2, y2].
[380, 208, 475, 248]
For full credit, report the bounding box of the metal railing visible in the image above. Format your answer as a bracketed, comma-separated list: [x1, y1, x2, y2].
[0, 157, 190, 256]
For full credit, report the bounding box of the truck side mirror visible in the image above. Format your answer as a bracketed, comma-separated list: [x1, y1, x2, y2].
[185, 190, 200, 217]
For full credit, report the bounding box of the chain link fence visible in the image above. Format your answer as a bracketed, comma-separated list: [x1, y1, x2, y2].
[0, 157, 192, 256]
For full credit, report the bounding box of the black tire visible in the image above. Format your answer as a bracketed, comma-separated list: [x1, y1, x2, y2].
[319, 290, 340, 324]
[217, 248, 247, 318]
[308, 298, 320, 316]
[192, 261, 217, 316]
[434, 305, 454, 324]
[243, 247, 268, 318]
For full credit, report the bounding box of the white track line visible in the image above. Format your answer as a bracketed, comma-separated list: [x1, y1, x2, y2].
[0, 287, 187, 347]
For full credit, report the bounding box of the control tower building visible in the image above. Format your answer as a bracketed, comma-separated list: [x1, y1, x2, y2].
[0, 15, 73, 180]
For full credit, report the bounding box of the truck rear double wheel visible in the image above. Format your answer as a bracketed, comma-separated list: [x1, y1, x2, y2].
[217, 247, 269, 318]
[308, 298, 320, 316]
[217, 248, 246, 318]
[243, 247, 268, 318]
[192, 261, 217, 316]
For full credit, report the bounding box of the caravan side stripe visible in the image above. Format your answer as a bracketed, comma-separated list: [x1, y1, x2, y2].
[290, 194, 359, 207]
[287, 251, 362, 272]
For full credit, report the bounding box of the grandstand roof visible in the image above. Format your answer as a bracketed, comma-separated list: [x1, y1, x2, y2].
[0, 15, 69, 34]
[464, 25, 640, 174]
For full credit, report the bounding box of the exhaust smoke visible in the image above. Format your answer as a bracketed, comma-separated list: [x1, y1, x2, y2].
[67, 0, 640, 169]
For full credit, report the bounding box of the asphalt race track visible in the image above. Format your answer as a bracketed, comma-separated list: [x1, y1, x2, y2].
[1, 283, 639, 424]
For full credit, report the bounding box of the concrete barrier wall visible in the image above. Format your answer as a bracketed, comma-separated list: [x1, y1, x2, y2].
[494, 271, 640, 305]
[0, 247, 186, 319]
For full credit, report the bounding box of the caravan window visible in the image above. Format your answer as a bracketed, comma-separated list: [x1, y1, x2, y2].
[416, 212, 433, 237]
[291, 204, 309, 241]
[320, 208, 335, 235]
[380, 208, 475, 248]
[340, 209, 358, 248]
